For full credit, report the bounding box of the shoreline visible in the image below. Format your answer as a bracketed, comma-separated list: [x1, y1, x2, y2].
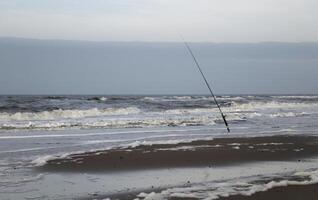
[38, 135, 318, 172]
[36, 134, 318, 200]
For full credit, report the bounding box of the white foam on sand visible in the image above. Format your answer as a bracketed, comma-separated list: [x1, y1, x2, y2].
[28, 127, 304, 167]
[30, 135, 216, 166]
[31, 155, 61, 167]
[6, 157, 318, 200]
[135, 168, 318, 200]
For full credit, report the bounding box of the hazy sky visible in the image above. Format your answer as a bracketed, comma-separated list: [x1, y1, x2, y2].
[1, 1, 318, 95]
[0, 0, 317, 42]
[1, 38, 318, 95]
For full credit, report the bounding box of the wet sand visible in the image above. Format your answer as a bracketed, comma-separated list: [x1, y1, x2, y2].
[37, 135, 318, 200]
[217, 183, 318, 200]
[39, 135, 318, 172]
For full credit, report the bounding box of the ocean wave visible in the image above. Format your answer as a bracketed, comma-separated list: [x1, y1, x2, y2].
[228, 101, 318, 112]
[273, 96, 318, 99]
[144, 99, 318, 114]
[46, 96, 68, 100]
[143, 96, 246, 102]
[164, 108, 219, 115]
[0, 107, 140, 121]
[269, 112, 309, 118]
[0, 115, 219, 130]
[0, 102, 313, 130]
[1, 96, 317, 130]
[143, 96, 194, 102]
[87, 97, 107, 101]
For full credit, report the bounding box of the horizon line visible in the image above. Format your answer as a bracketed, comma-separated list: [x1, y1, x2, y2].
[1, 93, 318, 96]
[1, 36, 318, 44]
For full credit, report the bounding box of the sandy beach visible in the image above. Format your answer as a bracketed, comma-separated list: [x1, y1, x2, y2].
[39, 135, 318, 172]
[36, 135, 318, 200]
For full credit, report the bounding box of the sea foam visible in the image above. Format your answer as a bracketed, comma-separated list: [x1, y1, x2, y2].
[0, 107, 141, 121]
[136, 169, 318, 200]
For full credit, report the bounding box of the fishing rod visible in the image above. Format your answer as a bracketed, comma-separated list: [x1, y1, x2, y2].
[182, 39, 230, 133]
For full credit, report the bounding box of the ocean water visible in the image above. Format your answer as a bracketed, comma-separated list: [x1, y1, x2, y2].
[1, 95, 318, 131]
[1, 95, 318, 199]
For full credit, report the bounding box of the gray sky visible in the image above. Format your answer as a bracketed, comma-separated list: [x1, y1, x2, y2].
[0, 0, 317, 42]
[0, 38, 318, 95]
[1, 1, 318, 95]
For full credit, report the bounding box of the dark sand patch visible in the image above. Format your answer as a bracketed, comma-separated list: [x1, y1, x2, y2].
[38, 135, 318, 172]
[216, 183, 318, 200]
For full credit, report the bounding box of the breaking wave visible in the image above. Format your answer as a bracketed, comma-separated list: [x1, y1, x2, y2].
[0, 107, 140, 121]
[229, 101, 318, 111]
[0, 115, 219, 130]
[1, 95, 318, 130]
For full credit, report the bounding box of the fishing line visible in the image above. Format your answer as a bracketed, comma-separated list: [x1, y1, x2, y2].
[181, 37, 230, 133]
